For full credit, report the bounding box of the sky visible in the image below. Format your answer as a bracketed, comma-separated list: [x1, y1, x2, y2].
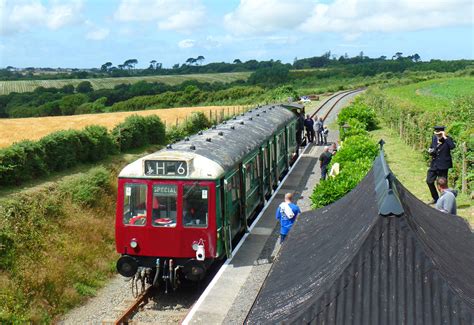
[0, 0, 473, 69]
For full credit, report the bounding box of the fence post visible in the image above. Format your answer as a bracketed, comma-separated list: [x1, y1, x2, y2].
[462, 142, 467, 194]
[210, 110, 212, 122]
[176, 117, 178, 127]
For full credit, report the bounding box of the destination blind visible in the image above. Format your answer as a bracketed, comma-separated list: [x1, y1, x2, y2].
[144, 160, 188, 176]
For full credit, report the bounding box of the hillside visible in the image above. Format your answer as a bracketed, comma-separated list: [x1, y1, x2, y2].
[0, 72, 251, 95]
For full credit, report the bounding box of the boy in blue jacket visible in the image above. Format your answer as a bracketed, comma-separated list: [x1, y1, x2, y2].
[275, 193, 301, 243]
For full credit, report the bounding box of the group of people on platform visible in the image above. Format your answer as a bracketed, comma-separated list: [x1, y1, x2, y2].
[298, 114, 329, 145]
[276, 124, 459, 245]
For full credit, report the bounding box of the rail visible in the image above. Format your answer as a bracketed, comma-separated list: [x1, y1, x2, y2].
[113, 286, 156, 325]
[310, 88, 365, 120]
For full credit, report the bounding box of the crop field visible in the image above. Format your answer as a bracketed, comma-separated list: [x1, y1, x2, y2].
[0, 105, 248, 148]
[0, 71, 251, 95]
[384, 77, 474, 111]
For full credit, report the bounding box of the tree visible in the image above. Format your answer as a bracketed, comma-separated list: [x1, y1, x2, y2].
[233, 59, 242, 64]
[196, 55, 205, 65]
[186, 57, 196, 65]
[76, 81, 93, 93]
[149, 60, 157, 69]
[123, 59, 138, 70]
[59, 94, 88, 115]
[61, 84, 75, 94]
[392, 52, 403, 60]
[172, 63, 180, 69]
[100, 62, 112, 72]
[413, 53, 421, 62]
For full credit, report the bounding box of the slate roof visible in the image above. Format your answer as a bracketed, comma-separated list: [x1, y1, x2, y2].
[246, 151, 474, 324]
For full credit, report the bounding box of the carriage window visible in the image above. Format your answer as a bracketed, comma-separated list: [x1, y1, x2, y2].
[183, 184, 208, 228]
[152, 185, 177, 227]
[231, 173, 240, 203]
[123, 183, 147, 226]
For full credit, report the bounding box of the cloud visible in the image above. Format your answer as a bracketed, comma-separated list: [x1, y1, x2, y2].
[299, 0, 473, 34]
[0, 0, 83, 35]
[224, 0, 314, 35]
[85, 21, 110, 41]
[178, 39, 196, 48]
[114, 0, 206, 32]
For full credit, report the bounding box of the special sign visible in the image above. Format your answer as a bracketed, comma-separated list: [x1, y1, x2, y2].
[144, 160, 188, 176]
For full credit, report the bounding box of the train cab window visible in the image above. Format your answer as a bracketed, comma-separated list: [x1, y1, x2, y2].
[123, 183, 147, 226]
[183, 184, 208, 228]
[152, 185, 177, 227]
[279, 133, 286, 154]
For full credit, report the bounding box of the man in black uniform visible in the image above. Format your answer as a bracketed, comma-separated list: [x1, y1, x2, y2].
[296, 112, 305, 147]
[304, 115, 315, 143]
[426, 126, 455, 204]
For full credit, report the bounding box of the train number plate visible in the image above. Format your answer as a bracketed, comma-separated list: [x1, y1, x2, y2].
[144, 160, 188, 176]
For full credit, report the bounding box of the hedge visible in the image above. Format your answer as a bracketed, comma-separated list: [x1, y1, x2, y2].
[311, 103, 379, 208]
[0, 115, 166, 186]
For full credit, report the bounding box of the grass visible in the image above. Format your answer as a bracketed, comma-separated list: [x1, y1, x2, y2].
[370, 126, 473, 226]
[0, 72, 251, 95]
[0, 105, 250, 148]
[384, 77, 474, 111]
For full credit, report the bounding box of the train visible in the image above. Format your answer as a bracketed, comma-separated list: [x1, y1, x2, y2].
[115, 103, 304, 290]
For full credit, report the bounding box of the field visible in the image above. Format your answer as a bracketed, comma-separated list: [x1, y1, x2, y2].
[0, 105, 248, 147]
[0, 72, 251, 95]
[384, 77, 474, 111]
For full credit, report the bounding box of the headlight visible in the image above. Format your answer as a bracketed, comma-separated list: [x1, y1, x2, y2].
[130, 239, 138, 248]
[192, 243, 199, 251]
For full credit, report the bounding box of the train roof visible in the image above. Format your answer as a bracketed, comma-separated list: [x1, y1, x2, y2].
[119, 104, 296, 180]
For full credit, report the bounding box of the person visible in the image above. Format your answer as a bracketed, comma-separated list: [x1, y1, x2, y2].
[330, 142, 338, 154]
[275, 193, 301, 243]
[184, 207, 205, 225]
[435, 177, 457, 214]
[426, 126, 455, 204]
[296, 112, 305, 147]
[304, 115, 314, 143]
[322, 126, 329, 145]
[314, 117, 324, 145]
[319, 146, 332, 180]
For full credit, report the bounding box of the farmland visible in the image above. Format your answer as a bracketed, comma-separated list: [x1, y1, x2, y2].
[0, 105, 248, 148]
[0, 72, 251, 95]
[384, 77, 474, 111]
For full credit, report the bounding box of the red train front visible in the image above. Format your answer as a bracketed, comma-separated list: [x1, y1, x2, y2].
[115, 151, 226, 289]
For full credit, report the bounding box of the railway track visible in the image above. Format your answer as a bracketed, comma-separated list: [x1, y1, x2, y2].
[310, 88, 365, 121]
[109, 89, 363, 325]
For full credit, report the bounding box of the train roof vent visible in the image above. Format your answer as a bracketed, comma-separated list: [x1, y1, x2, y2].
[218, 131, 224, 136]
[223, 121, 227, 124]
[256, 113, 260, 117]
[230, 126, 235, 130]
[212, 125, 217, 129]
[184, 137, 190, 141]
[190, 145, 196, 150]
[241, 113, 245, 116]
[206, 138, 212, 142]
[249, 117, 253, 120]
[240, 121, 245, 125]
[248, 109, 252, 113]
[198, 131, 203, 135]
[263, 110, 267, 113]
[233, 116, 237, 120]
[166, 144, 172, 149]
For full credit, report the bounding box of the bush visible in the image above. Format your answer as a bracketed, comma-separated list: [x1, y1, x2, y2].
[310, 101, 379, 208]
[337, 99, 378, 131]
[111, 114, 166, 150]
[60, 167, 111, 207]
[0, 140, 48, 185]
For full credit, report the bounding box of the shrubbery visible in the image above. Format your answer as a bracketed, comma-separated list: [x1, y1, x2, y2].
[311, 103, 379, 208]
[0, 167, 115, 322]
[364, 89, 473, 193]
[0, 115, 165, 186]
